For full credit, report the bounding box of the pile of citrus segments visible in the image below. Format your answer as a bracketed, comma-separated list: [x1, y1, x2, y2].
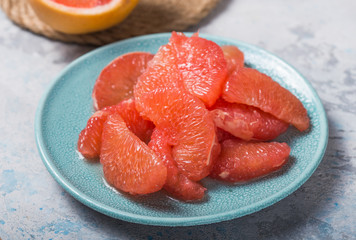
[78, 32, 310, 201]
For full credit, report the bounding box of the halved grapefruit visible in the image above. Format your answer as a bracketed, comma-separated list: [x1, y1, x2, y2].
[29, 0, 139, 34]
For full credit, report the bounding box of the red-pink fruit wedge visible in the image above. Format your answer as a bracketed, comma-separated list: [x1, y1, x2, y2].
[100, 114, 166, 195]
[92, 52, 154, 110]
[210, 139, 290, 182]
[210, 99, 289, 141]
[148, 129, 206, 201]
[223, 67, 310, 131]
[77, 98, 154, 159]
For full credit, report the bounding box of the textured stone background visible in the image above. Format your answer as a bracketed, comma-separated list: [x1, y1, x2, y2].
[0, 0, 355, 239]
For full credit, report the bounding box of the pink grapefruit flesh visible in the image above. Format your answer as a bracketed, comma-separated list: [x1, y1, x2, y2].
[210, 139, 291, 182]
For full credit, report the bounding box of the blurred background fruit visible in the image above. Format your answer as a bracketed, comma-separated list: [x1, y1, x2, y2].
[28, 0, 139, 34]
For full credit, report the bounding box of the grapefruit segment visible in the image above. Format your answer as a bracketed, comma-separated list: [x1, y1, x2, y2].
[112, 98, 155, 143]
[148, 129, 206, 201]
[216, 128, 237, 142]
[100, 114, 166, 195]
[77, 98, 154, 159]
[93, 52, 154, 110]
[77, 109, 111, 159]
[210, 139, 290, 182]
[223, 67, 310, 131]
[221, 45, 245, 74]
[135, 85, 219, 181]
[210, 99, 289, 141]
[134, 33, 223, 181]
[171, 32, 228, 107]
[148, 32, 228, 107]
[134, 64, 183, 100]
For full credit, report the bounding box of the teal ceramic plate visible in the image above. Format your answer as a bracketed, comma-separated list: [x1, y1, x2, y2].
[35, 33, 328, 226]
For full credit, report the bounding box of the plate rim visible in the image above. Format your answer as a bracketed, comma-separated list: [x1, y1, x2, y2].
[34, 32, 329, 226]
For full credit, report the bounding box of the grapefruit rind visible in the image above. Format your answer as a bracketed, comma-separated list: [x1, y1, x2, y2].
[29, 0, 139, 34]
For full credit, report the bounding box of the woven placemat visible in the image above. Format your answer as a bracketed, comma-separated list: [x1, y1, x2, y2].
[0, 0, 220, 46]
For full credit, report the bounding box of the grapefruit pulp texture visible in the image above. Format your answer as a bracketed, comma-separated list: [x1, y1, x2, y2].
[222, 45, 245, 74]
[77, 32, 311, 200]
[135, 85, 220, 181]
[77, 98, 154, 159]
[100, 114, 167, 195]
[210, 139, 291, 182]
[77, 109, 109, 159]
[223, 67, 310, 131]
[52, 0, 111, 8]
[210, 99, 289, 141]
[93, 52, 154, 110]
[148, 129, 206, 201]
[147, 32, 228, 107]
[135, 33, 222, 181]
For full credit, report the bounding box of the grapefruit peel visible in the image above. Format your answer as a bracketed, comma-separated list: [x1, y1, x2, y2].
[29, 0, 139, 34]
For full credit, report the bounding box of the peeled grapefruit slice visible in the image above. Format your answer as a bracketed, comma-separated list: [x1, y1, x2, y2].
[216, 128, 237, 142]
[148, 129, 206, 201]
[29, 0, 139, 34]
[136, 85, 219, 181]
[210, 139, 290, 182]
[93, 52, 154, 110]
[77, 98, 154, 159]
[149, 32, 228, 107]
[100, 114, 166, 195]
[112, 98, 155, 143]
[223, 67, 310, 131]
[77, 109, 110, 159]
[210, 99, 289, 141]
[221, 45, 245, 74]
[135, 60, 220, 181]
[134, 33, 223, 180]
